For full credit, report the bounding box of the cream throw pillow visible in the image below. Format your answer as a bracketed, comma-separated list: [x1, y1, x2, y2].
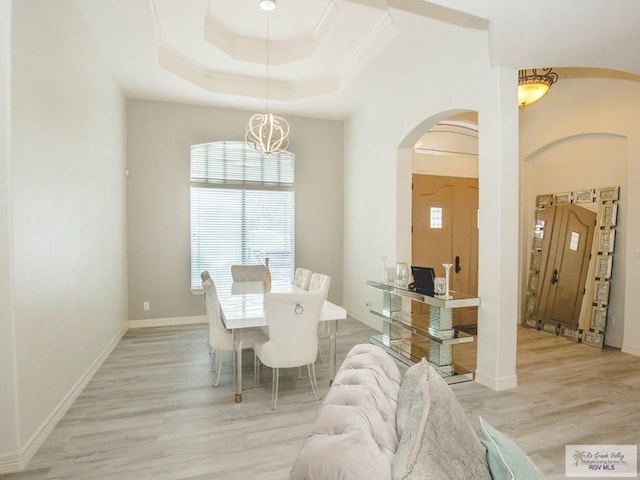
[393, 361, 491, 480]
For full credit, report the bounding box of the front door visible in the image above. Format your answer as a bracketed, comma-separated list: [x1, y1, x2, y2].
[535, 204, 596, 328]
[412, 174, 478, 327]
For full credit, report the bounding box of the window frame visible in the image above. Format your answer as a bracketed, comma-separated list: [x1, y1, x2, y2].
[189, 141, 295, 292]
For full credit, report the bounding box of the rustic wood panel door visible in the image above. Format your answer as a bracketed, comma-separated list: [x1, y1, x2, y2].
[535, 204, 596, 329]
[412, 175, 478, 327]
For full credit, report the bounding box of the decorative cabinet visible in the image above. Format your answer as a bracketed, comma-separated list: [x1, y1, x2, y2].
[367, 280, 480, 383]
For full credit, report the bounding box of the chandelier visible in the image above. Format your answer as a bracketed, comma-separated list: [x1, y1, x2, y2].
[518, 68, 559, 107]
[245, 0, 290, 155]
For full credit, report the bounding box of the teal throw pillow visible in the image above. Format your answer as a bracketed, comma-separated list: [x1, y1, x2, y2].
[478, 417, 542, 480]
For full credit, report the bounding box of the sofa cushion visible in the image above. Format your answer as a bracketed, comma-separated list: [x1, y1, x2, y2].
[392, 361, 491, 480]
[333, 365, 399, 412]
[343, 343, 404, 386]
[289, 424, 393, 480]
[478, 417, 542, 480]
[324, 382, 398, 439]
[289, 344, 401, 480]
[310, 402, 397, 461]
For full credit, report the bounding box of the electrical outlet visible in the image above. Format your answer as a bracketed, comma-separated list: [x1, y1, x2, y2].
[143, 301, 150, 311]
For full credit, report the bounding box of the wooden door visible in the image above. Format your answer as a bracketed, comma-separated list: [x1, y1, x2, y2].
[536, 204, 596, 329]
[412, 175, 478, 327]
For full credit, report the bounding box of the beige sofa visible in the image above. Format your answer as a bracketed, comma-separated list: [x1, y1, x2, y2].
[290, 344, 542, 480]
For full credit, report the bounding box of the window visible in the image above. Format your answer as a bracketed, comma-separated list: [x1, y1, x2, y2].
[430, 207, 443, 229]
[190, 141, 294, 289]
[569, 231, 580, 251]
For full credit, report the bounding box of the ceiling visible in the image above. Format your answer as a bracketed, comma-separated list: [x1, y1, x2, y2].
[73, 0, 640, 121]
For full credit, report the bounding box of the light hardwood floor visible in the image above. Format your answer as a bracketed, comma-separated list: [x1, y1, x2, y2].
[3, 319, 639, 479]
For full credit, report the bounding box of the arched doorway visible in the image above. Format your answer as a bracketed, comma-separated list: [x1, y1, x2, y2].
[412, 113, 479, 324]
[399, 110, 480, 377]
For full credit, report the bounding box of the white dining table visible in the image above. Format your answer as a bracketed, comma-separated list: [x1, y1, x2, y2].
[217, 281, 347, 403]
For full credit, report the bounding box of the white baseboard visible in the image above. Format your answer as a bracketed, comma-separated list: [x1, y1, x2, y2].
[475, 372, 518, 391]
[0, 452, 21, 475]
[0, 323, 128, 475]
[128, 315, 207, 329]
[621, 342, 640, 357]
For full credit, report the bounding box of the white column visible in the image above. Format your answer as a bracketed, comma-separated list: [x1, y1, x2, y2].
[475, 67, 519, 390]
[622, 135, 640, 356]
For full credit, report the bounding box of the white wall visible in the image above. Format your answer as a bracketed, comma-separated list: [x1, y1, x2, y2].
[2, 0, 128, 471]
[0, 0, 19, 461]
[343, 10, 519, 389]
[413, 152, 479, 178]
[126, 100, 344, 321]
[519, 76, 640, 352]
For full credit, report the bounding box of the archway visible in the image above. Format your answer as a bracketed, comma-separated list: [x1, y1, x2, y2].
[397, 109, 480, 378]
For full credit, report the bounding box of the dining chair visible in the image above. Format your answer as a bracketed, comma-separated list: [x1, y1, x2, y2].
[294, 267, 312, 290]
[253, 292, 324, 410]
[231, 264, 266, 282]
[201, 272, 265, 387]
[308, 272, 332, 362]
[308, 272, 331, 300]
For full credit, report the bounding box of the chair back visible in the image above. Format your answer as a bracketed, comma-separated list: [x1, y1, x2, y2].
[308, 273, 331, 301]
[262, 292, 324, 368]
[294, 267, 312, 290]
[231, 264, 266, 282]
[202, 278, 231, 349]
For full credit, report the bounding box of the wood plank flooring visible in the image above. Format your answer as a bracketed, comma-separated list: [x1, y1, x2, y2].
[2, 319, 639, 479]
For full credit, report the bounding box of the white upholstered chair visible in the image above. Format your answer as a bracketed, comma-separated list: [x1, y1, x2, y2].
[231, 264, 266, 282]
[201, 272, 265, 387]
[253, 292, 324, 410]
[294, 267, 312, 290]
[308, 272, 332, 361]
[308, 273, 331, 300]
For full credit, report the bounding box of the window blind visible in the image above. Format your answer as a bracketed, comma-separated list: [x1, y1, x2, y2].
[190, 141, 295, 289]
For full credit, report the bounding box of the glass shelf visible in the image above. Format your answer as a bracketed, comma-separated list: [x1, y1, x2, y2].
[368, 309, 474, 345]
[366, 280, 480, 308]
[369, 334, 474, 384]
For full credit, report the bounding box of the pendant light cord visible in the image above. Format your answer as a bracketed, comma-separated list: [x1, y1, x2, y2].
[266, 12, 270, 114]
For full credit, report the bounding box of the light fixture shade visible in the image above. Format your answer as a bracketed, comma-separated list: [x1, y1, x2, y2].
[259, 0, 276, 11]
[518, 68, 558, 107]
[518, 82, 550, 106]
[245, 112, 290, 155]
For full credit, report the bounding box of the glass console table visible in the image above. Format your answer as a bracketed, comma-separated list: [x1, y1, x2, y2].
[367, 280, 480, 383]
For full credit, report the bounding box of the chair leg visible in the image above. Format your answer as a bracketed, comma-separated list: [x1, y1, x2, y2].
[211, 350, 217, 372]
[307, 363, 321, 401]
[271, 368, 279, 410]
[317, 325, 327, 364]
[212, 352, 223, 387]
[254, 353, 260, 386]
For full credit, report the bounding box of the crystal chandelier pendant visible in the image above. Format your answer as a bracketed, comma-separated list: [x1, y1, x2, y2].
[245, 0, 290, 155]
[245, 112, 289, 155]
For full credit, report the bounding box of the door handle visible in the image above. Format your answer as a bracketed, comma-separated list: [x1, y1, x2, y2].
[455, 256, 461, 274]
[551, 268, 559, 285]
